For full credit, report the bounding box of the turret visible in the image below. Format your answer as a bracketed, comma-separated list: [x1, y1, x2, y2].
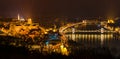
[27, 18, 32, 24]
[18, 14, 20, 20]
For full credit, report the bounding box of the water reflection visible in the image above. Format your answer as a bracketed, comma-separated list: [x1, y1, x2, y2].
[71, 34, 75, 41]
[66, 33, 113, 46]
[101, 34, 104, 45]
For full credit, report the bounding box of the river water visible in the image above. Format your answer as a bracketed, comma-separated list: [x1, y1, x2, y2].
[66, 33, 113, 46]
[65, 33, 120, 57]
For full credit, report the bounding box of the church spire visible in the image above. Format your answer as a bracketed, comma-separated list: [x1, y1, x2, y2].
[18, 14, 20, 20]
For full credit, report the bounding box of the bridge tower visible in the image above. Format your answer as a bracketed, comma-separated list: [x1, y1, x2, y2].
[101, 28, 104, 33]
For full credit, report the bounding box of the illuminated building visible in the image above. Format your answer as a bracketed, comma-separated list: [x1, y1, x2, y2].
[107, 20, 114, 23]
[1, 17, 42, 39]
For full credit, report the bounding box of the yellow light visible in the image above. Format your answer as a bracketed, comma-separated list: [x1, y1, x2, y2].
[61, 46, 69, 56]
[108, 20, 114, 23]
[60, 45, 64, 48]
[63, 48, 67, 52]
[49, 28, 52, 30]
[53, 29, 57, 32]
[27, 18, 32, 24]
[45, 32, 48, 34]
[115, 28, 119, 31]
[46, 29, 49, 31]
[108, 20, 110, 23]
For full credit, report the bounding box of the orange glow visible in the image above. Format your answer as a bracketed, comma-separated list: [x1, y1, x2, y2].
[107, 20, 114, 23]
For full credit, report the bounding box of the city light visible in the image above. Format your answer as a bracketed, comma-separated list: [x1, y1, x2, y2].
[0, 15, 120, 58]
[0, 0, 120, 58]
[107, 20, 114, 23]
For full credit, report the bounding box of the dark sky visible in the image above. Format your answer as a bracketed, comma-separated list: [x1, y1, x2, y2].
[0, 0, 120, 18]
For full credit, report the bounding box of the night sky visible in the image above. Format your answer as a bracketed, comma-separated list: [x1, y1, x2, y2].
[0, 0, 120, 18]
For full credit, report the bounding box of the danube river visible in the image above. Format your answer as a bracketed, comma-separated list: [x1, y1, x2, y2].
[66, 33, 113, 45]
[65, 33, 120, 58]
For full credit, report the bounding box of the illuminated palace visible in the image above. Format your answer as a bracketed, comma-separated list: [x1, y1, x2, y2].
[0, 15, 44, 39]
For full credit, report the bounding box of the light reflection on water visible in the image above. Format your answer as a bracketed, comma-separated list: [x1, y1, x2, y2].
[66, 33, 114, 46]
[66, 33, 120, 57]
